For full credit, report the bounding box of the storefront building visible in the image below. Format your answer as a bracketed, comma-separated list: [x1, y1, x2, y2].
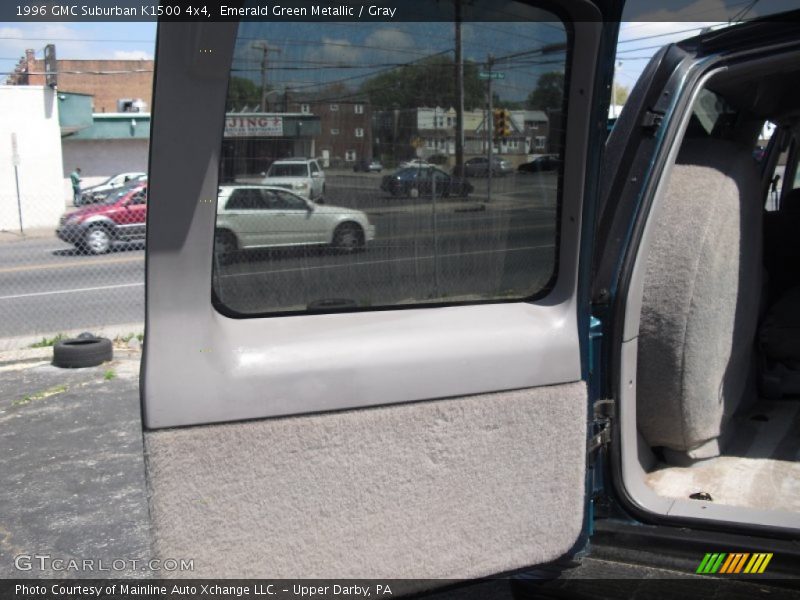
[220, 113, 321, 181]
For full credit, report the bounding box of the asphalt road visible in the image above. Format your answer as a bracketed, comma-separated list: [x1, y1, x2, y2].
[0, 171, 558, 339]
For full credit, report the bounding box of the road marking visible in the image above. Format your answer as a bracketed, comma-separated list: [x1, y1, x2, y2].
[0, 282, 143, 301]
[1, 224, 551, 275]
[0, 255, 143, 275]
[220, 244, 555, 279]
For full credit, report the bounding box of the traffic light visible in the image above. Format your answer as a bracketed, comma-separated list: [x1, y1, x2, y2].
[500, 109, 512, 138]
[493, 109, 512, 140]
[492, 109, 504, 141]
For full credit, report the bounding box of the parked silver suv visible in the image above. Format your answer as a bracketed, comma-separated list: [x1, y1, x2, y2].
[262, 158, 325, 200]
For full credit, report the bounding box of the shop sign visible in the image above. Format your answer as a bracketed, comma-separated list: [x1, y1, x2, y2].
[225, 115, 283, 137]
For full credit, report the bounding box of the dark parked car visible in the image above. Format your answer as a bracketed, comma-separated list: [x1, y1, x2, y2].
[518, 155, 561, 173]
[380, 166, 473, 198]
[461, 156, 512, 177]
[79, 172, 147, 205]
[353, 159, 383, 173]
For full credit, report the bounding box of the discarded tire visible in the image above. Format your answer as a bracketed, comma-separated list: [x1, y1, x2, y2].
[52, 337, 113, 368]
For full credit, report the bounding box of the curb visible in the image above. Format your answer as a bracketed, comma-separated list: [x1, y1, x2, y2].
[362, 199, 538, 217]
[0, 322, 145, 354]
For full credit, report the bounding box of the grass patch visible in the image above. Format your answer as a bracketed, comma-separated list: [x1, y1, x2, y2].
[30, 333, 66, 348]
[103, 369, 116, 381]
[13, 384, 68, 407]
[114, 332, 144, 344]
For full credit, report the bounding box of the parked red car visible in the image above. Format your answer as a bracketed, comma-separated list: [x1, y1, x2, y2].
[56, 183, 147, 254]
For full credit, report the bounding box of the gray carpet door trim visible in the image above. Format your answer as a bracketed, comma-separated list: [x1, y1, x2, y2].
[145, 382, 588, 579]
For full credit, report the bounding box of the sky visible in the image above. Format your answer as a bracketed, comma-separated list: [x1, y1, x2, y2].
[0, 0, 796, 99]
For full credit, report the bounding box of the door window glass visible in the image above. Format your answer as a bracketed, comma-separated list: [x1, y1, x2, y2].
[214, 2, 569, 317]
[273, 190, 308, 210]
[129, 190, 147, 205]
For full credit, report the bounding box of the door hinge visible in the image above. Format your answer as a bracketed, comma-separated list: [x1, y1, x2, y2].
[587, 398, 615, 456]
[641, 110, 665, 136]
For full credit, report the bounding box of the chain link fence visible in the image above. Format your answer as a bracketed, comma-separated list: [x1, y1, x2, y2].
[0, 185, 146, 349]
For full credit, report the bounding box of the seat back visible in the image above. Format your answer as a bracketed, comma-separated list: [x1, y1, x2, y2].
[637, 138, 762, 461]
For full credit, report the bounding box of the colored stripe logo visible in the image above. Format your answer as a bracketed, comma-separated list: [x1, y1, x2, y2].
[696, 552, 773, 574]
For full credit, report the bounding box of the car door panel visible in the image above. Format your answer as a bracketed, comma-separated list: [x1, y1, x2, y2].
[143, 3, 610, 579]
[246, 189, 280, 247]
[146, 383, 587, 578]
[271, 190, 319, 245]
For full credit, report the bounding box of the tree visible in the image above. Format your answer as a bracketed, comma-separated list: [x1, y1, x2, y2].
[614, 84, 630, 106]
[360, 56, 484, 110]
[493, 94, 524, 110]
[526, 71, 564, 112]
[226, 77, 262, 111]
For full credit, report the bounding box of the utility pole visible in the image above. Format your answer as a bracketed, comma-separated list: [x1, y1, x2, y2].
[486, 54, 494, 204]
[252, 41, 281, 111]
[432, 107, 440, 297]
[454, 0, 464, 177]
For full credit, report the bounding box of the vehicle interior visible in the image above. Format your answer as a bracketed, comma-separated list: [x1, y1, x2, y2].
[619, 46, 800, 528]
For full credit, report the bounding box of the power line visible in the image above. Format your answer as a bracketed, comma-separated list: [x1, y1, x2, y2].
[617, 23, 727, 45]
[619, 0, 753, 30]
[0, 36, 153, 43]
[730, 0, 761, 22]
[616, 43, 678, 55]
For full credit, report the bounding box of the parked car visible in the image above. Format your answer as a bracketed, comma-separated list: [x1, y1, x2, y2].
[215, 186, 375, 256]
[79, 172, 146, 205]
[262, 158, 325, 200]
[57, 183, 147, 254]
[461, 156, 512, 177]
[518, 155, 561, 173]
[380, 166, 473, 198]
[353, 159, 383, 173]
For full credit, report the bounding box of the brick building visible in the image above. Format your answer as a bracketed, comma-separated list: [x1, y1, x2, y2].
[287, 96, 373, 167]
[7, 49, 153, 113]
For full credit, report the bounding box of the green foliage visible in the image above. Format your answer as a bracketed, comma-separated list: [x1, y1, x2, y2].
[226, 76, 263, 111]
[493, 94, 525, 110]
[104, 369, 116, 381]
[115, 332, 144, 344]
[526, 71, 565, 112]
[614, 84, 630, 106]
[30, 333, 66, 348]
[360, 57, 485, 110]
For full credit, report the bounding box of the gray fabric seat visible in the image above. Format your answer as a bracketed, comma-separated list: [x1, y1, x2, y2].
[637, 138, 762, 462]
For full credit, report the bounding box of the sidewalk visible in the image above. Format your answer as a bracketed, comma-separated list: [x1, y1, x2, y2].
[0, 227, 58, 244]
[0, 343, 151, 578]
